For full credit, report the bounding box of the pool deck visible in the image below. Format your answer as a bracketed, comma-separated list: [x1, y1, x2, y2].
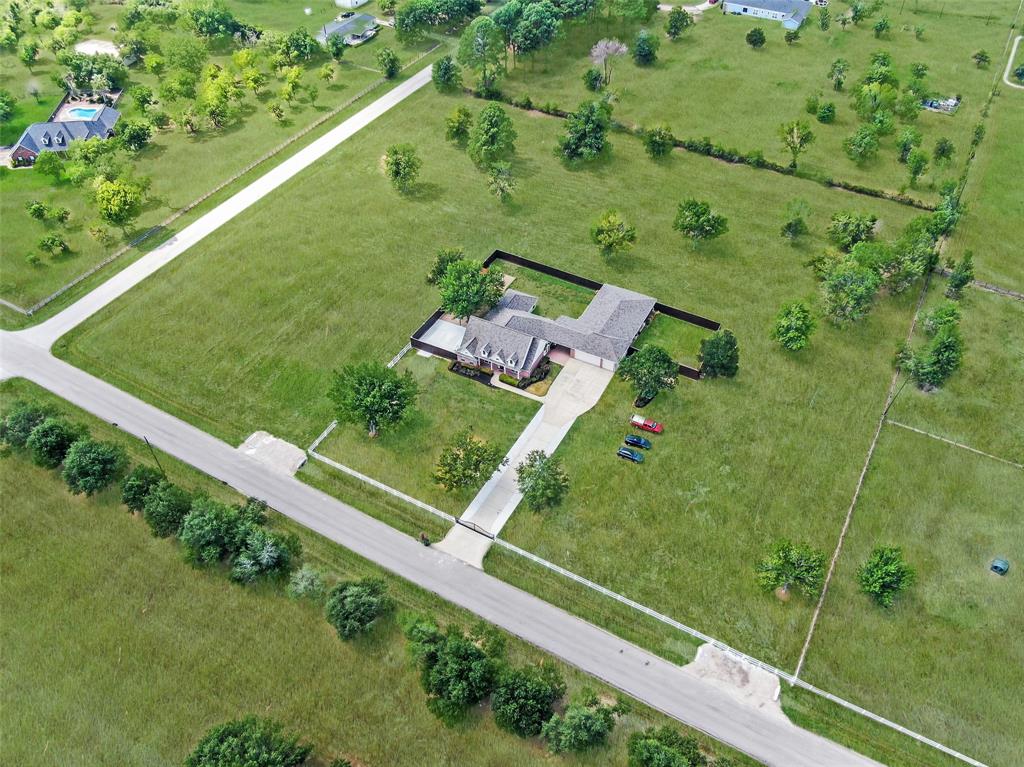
[48, 90, 123, 123]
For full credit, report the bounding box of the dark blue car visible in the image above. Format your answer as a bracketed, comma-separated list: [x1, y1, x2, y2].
[617, 447, 644, 463]
[625, 435, 652, 450]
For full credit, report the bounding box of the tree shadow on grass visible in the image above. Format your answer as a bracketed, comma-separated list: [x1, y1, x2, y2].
[405, 181, 444, 203]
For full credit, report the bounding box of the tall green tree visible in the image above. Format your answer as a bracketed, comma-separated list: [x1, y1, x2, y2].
[383, 143, 421, 192]
[121, 464, 163, 513]
[590, 209, 636, 255]
[945, 251, 974, 299]
[665, 8, 692, 40]
[779, 120, 815, 168]
[95, 179, 143, 228]
[541, 697, 618, 753]
[433, 428, 506, 491]
[328, 361, 418, 437]
[698, 330, 739, 378]
[458, 16, 506, 91]
[771, 301, 816, 352]
[437, 258, 504, 319]
[0, 401, 53, 448]
[673, 199, 728, 244]
[632, 29, 659, 65]
[745, 27, 766, 49]
[756, 539, 826, 598]
[516, 450, 569, 512]
[558, 99, 611, 161]
[426, 246, 466, 284]
[617, 345, 677, 401]
[467, 103, 517, 167]
[432, 55, 462, 91]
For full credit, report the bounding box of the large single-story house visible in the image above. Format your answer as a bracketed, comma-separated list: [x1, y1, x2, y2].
[456, 283, 656, 379]
[9, 106, 120, 167]
[721, 0, 811, 29]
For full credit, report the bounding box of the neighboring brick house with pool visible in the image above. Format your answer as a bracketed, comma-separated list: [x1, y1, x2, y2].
[8, 105, 120, 167]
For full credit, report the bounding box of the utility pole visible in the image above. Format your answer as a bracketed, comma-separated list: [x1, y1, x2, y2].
[144, 436, 168, 479]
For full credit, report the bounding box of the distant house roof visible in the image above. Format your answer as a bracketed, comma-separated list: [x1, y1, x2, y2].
[458, 283, 656, 370]
[724, 0, 811, 26]
[315, 13, 376, 43]
[14, 106, 120, 157]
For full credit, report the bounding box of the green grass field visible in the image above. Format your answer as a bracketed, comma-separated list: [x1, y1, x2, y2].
[497, 2, 1014, 202]
[887, 284, 1024, 463]
[944, 73, 1024, 292]
[0, 0, 439, 308]
[0, 379, 755, 767]
[31, 11, 1024, 764]
[800, 425, 1024, 766]
[55, 83, 946, 733]
[316, 354, 539, 516]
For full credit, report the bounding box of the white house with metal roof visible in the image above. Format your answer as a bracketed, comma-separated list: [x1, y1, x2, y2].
[456, 284, 656, 378]
[721, 0, 811, 29]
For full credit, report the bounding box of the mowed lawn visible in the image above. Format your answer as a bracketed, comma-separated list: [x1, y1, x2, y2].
[497, 3, 1013, 202]
[887, 285, 1024, 464]
[0, 0, 436, 308]
[0, 380, 755, 767]
[799, 426, 1024, 767]
[317, 354, 539, 516]
[60, 86, 920, 671]
[944, 80, 1024, 292]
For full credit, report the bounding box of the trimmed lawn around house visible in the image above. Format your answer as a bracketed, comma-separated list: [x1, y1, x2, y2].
[799, 426, 1024, 767]
[315, 354, 539, 516]
[503, 262, 597, 320]
[497, 5, 1014, 203]
[635, 311, 712, 367]
[0, 379, 756, 767]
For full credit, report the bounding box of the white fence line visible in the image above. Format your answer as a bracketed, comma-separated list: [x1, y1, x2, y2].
[887, 419, 1023, 469]
[387, 342, 412, 368]
[303, 428, 988, 767]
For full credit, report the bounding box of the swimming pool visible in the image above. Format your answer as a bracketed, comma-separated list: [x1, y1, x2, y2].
[67, 106, 100, 120]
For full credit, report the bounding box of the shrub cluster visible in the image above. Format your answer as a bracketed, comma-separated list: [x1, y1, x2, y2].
[1, 401, 126, 495]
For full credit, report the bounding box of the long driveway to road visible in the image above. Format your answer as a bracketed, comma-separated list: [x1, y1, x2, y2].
[1, 62, 880, 767]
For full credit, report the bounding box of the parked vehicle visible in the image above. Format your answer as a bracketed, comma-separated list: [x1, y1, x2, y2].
[344, 27, 377, 45]
[339, 11, 355, 18]
[630, 414, 664, 434]
[617, 447, 645, 463]
[625, 435, 652, 450]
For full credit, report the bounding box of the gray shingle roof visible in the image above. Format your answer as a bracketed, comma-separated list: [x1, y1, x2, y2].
[459, 282, 655, 371]
[15, 106, 121, 156]
[726, 0, 808, 14]
[457, 316, 548, 372]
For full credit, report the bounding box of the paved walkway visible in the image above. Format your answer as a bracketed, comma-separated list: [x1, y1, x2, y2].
[19, 65, 435, 350]
[0, 332, 882, 767]
[434, 359, 613, 566]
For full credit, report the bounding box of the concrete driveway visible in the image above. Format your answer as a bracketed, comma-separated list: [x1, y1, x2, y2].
[435, 358, 613, 567]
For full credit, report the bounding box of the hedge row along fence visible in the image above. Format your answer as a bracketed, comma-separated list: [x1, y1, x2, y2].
[469, 89, 937, 213]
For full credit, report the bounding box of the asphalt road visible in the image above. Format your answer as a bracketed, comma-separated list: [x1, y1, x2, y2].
[0, 333, 882, 767]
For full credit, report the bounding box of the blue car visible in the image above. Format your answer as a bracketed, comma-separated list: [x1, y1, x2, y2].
[617, 447, 644, 463]
[625, 434, 652, 450]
